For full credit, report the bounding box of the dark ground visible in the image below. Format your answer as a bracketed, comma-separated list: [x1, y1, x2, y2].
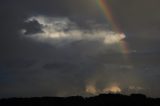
[0, 94, 160, 106]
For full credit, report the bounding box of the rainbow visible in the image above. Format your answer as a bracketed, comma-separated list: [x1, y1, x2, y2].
[95, 0, 129, 56]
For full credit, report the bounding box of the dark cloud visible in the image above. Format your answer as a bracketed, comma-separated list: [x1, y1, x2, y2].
[2, 59, 36, 69]
[43, 62, 75, 71]
[0, 0, 160, 98]
[22, 20, 43, 35]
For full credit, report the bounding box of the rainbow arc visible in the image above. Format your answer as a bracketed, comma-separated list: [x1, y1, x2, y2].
[95, 0, 130, 58]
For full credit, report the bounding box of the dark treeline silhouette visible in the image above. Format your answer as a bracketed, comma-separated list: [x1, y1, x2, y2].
[0, 94, 160, 106]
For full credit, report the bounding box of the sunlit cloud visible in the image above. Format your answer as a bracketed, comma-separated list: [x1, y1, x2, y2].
[103, 85, 122, 94]
[85, 83, 122, 95]
[85, 85, 97, 95]
[21, 15, 126, 46]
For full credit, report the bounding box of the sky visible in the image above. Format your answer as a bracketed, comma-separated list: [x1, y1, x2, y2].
[0, 0, 160, 98]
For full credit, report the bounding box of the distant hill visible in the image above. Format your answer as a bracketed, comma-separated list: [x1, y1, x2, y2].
[0, 94, 160, 106]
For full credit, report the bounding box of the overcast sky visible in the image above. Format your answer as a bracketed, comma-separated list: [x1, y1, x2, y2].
[0, 0, 160, 98]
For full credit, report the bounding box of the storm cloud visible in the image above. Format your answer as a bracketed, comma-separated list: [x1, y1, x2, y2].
[0, 0, 160, 98]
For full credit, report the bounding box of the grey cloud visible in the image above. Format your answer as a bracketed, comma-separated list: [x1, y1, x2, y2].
[22, 20, 43, 35]
[21, 15, 126, 48]
[0, 0, 160, 98]
[43, 62, 75, 71]
[2, 59, 36, 69]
